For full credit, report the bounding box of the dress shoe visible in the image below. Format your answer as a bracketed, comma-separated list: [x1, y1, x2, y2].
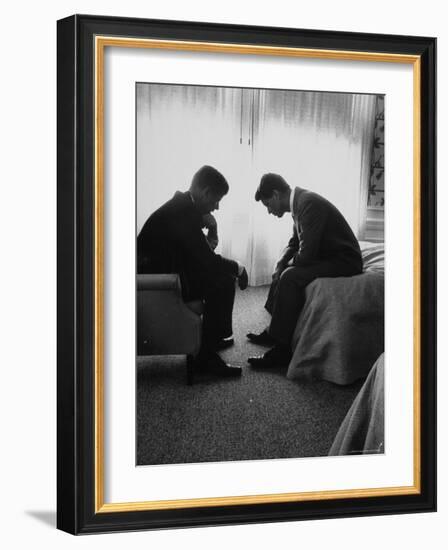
[246, 329, 275, 347]
[214, 336, 235, 351]
[248, 345, 291, 369]
[201, 352, 242, 377]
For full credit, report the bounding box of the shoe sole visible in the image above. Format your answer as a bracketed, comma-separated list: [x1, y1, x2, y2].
[214, 340, 235, 351]
[246, 337, 275, 347]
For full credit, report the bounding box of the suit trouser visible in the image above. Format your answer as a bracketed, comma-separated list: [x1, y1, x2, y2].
[265, 260, 362, 348]
[185, 273, 235, 351]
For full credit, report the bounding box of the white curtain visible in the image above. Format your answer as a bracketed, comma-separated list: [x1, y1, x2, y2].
[137, 84, 376, 285]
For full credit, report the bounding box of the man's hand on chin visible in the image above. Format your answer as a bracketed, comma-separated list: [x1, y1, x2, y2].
[202, 213, 217, 229]
[238, 267, 249, 290]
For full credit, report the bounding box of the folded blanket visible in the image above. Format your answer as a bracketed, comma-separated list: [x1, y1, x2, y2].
[360, 243, 384, 274]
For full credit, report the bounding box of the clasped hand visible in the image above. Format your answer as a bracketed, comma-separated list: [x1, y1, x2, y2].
[272, 261, 286, 283]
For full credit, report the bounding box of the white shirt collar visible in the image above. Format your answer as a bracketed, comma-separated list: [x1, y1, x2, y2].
[289, 187, 297, 216]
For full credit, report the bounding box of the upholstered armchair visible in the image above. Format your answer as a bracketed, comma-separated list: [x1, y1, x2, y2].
[137, 274, 203, 384]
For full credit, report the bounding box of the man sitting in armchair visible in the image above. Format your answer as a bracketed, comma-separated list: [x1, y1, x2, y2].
[137, 165, 248, 378]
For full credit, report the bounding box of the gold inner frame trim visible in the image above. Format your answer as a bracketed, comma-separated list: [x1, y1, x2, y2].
[94, 35, 422, 514]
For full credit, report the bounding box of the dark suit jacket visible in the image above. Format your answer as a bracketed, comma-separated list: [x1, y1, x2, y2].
[137, 191, 238, 299]
[279, 187, 362, 271]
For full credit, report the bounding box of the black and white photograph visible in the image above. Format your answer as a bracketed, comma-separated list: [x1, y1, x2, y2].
[135, 83, 385, 466]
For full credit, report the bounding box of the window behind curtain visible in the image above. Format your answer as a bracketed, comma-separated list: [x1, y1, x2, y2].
[136, 83, 377, 285]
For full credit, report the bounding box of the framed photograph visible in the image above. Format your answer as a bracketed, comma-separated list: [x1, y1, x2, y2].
[57, 14, 436, 534]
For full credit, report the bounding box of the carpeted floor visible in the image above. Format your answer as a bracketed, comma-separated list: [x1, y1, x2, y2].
[137, 286, 363, 466]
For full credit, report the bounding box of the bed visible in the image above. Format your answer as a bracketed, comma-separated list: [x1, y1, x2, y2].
[286, 241, 384, 385]
[329, 353, 385, 455]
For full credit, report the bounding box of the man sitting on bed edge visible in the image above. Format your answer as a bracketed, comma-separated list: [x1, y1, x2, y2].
[247, 173, 363, 369]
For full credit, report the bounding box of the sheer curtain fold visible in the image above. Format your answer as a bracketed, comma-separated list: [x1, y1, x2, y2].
[137, 84, 376, 286]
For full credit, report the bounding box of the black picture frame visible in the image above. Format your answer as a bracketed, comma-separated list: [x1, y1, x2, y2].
[57, 14, 436, 535]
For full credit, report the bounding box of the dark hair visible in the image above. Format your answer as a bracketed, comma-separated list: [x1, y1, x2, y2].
[190, 165, 229, 195]
[255, 173, 290, 201]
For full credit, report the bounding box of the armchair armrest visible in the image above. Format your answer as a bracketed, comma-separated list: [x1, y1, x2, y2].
[137, 274, 202, 357]
[137, 273, 181, 292]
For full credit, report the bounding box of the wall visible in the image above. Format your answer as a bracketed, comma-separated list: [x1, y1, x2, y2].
[0, 1, 444, 549]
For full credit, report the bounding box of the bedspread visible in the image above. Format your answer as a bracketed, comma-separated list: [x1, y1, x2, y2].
[329, 353, 384, 455]
[286, 243, 384, 385]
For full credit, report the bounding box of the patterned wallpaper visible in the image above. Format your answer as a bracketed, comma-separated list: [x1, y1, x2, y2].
[368, 95, 385, 208]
